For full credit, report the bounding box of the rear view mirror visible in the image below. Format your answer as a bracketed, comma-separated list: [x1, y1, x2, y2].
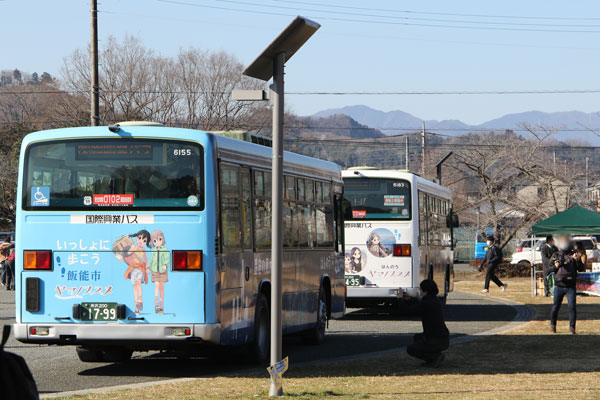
[446, 211, 459, 228]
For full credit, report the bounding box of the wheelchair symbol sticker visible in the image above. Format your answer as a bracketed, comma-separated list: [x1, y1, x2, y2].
[31, 186, 50, 207]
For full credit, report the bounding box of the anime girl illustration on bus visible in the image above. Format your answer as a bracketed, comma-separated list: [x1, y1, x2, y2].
[147, 230, 169, 314]
[112, 230, 150, 315]
[349, 247, 365, 273]
[367, 231, 392, 258]
[345, 253, 352, 274]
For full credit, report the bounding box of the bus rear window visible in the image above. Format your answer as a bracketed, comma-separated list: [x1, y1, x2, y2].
[343, 178, 411, 220]
[23, 139, 204, 210]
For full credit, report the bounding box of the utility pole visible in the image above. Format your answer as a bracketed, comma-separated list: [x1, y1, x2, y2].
[586, 157, 589, 188]
[421, 121, 426, 176]
[553, 151, 556, 174]
[405, 136, 409, 170]
[90, 0, 100, 126]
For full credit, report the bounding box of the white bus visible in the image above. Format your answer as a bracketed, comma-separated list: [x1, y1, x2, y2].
[342, 168, 455, 308]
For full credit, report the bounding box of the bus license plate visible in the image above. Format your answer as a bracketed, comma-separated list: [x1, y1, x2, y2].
[345, 275, 361, 286]
[81, 302, 118, 321]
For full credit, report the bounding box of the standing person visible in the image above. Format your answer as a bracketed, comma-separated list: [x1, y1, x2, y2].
[574, 241, 588, 270]
[541, 236, 558, 297]
[478, 235, 507, 293]
[406, 279, 450, 367]
[4, 244, 15, 291]
[0, 236, 11, 286]
[550, 235, 585, 334]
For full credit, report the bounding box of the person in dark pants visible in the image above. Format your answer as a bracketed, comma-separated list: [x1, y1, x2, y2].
[406, 279, 450, 367]
[0, 236, 11, 286]
[4, 246, 14, 291]
[478, 235, 507, 293]
[550, 235, 585, 334]
[541, 235, 557, 297]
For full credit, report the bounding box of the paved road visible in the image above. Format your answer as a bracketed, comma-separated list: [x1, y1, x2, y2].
[0, 288, 518, 395]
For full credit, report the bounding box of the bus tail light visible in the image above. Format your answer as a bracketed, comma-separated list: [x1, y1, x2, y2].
[393, 244, 411, 257]
[23, 250, 53, 270]
[30, 326, 49, 336]
[173, 251, 203, 271]
[171, 327, 191, 336]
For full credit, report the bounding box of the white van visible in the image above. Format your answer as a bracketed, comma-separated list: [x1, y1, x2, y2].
[510, 236, 599, 266]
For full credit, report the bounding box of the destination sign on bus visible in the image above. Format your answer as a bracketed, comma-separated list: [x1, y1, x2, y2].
[383, 195, 405, 206]
[75, 143, 153, 160]
[93, 194, 134, 206]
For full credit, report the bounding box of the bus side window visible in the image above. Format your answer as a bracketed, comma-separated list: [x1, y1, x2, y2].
[418, 191, 428, 246]
[254, 170, 271, 250]
[219, 165, 242, 249]
[333, 192, 344, 253]
[241, 169, 252, 250]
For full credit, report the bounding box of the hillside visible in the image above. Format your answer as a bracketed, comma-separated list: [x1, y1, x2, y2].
[313, 105, 600, 144]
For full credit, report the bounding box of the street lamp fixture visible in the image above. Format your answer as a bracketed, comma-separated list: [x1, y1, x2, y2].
[234, 16, 320, 397]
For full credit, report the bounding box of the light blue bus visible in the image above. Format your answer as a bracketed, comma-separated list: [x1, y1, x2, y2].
[13, 123, 345, 363]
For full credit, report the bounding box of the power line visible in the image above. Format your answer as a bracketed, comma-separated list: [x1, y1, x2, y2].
[195, 0, 600, 28]
[269, 0, 600, 22]
[99, 9, 600, 52]
[287, 89, 600, 95]
[5, 88, 600, 95]
[155, 0, 600, 34]
[3, 119, 600, 134]
[284, 139, 600, 151]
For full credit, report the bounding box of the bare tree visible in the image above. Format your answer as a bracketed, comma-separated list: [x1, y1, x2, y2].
[61, 35, 266, 128]
[446, 129, 574, 249]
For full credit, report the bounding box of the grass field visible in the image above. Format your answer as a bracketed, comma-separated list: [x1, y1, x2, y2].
[59, 275, 600, 400]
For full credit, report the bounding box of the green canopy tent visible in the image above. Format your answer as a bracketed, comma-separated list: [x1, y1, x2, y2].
[531, 206, 600, 235]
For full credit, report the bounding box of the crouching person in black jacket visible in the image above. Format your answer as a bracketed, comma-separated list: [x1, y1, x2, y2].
[406, 279, 450, 367]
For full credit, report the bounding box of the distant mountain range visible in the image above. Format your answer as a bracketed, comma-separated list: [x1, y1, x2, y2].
[312, 105, 600, 144]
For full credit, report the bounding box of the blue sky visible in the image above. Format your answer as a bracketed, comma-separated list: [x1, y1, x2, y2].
[2, 0, 600, 124]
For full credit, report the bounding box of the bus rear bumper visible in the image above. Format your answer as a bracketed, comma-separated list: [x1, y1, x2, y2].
[13, 323, 221, 346]
[346, 286, 419, 307]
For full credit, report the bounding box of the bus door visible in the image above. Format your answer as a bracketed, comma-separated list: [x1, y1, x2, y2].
[239, 169, 255, 313]
[219, 164, 253, 344]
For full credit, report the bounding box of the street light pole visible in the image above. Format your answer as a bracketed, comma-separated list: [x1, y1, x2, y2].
[233, 16, 320, 397]
[90, 0, 99, 126]
[270, 51, 285, 396]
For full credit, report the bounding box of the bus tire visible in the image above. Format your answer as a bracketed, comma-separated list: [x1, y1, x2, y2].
[252, 294, 270, 364]
[76, 346, 103, 363]
[303, 286, 327, 345]
[101, 348, 133, 363]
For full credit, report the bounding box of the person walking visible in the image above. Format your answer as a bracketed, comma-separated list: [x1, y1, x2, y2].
[550, 235, 585, 334]
[406, 279, 450, 367]
[541, 235, 558, 297]
[478, 235, 507, 293]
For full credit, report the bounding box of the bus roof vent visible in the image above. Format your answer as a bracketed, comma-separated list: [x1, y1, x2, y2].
[346, 166, 377, 171]
[209, 130, 272, 147]
[116, 121, 164, 127]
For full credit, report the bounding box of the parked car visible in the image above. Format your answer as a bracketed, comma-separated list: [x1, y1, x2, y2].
[515, 237, 545, 253]
[510, 236, 599, 267]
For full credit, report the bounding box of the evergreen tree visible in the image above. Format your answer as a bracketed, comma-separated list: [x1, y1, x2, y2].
[40, 72, 52, 83]
[12, 68, 22, 84]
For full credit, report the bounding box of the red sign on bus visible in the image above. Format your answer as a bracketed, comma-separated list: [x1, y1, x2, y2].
[352, 210, 367, 218]
[93, 194, 134, 206]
